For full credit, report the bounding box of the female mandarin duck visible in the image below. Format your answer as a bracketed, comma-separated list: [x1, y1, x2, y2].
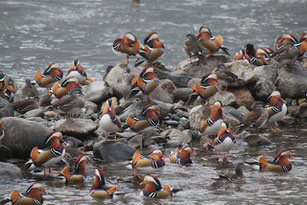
[52, 77, 80, 99]
[219, 163, 245, 184]
[26, 131, 65, 176]
[213, 122, 236, 161]
[112, 32, 141, 66]
[34, 63, 63, 95]
[266, 90, 287, 132]
[99, 99, 121, 141]
[90, 168, 119, 200]
[59, 155, 89, 184]
[134, 32, 165, 67]
[10, 182, 47, 205]
[182, 33, 205, 64]
[196, 26, 230, 58]
[169, 145, 195, 165]
[200, 101, 224, 147]
[233, 44, 264, 66]
[256, 47, 274, 65]
[132, 149, 166, 168]
[258, 150, 293, 173]
[140, 175, 173, 199]
[128, 66, 159, 100]
[20, 79, 40, 100]
[186, 73, 221, 106]
[67, 60, 94, 85]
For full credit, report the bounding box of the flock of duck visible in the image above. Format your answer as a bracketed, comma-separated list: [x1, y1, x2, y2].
[1, 26, 306, 204]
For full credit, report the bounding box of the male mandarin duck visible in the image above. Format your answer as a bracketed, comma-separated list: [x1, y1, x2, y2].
[196, 26, 230, 58]
[256, 47, 274, 65]
[182, 33, 205, 64]
[59, 155, 89, 184]
[233, 44, 264, 66]
[274, 33, 298, 50]
[0, 73, 9, 95]
[4, 75, 18, 102]
[169, 145, 195, 165]
[128, 66, 159, 100]
[266, 90, 287, 132]
[26, 131, 65, 176]
[200, 101, 224, 147]
[52, 77, 80, 99]
[112, 32, 141, 66]
[67, 60, 94, 85]
[140, 175, 173, 199]
[271, 41, 300, 66]
[90, 168, 119, 200]
[99, 99, 121, 141]
[213, 122, 236, 161]
[132, 149, 166, 169]
[34, 63, 63, 95]
[135, 32, 165, 67]
[186, 73, 221, 106]
[219, 163, 245, 184]
[10, 182, 47, 205]
[20, 79, 40, 99]
[258, 150, 293, 173]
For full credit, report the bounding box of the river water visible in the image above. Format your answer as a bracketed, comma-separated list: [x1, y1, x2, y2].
[1, 0, 307, 204]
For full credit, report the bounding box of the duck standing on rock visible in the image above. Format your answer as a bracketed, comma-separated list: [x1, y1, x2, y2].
[10, 182, 47, 205]
[34, 63, 63, 95]
[99, 99, 121, 141]
[233, 44, 264, 66]
[67, 60, 94, 85]
[186, 73, 221, 106]
[132, 149, 166, 169]
[266, 90, 287, 132]
[169, 145, 195, 165]
[182, 33, 205, 64]
[128, 66, 159, 100]
[258, 150, 293, 173]
[3, 75, 18, 102]
[140, 175, 173, 199]
[214, 122, 236, 162]
[112, 32, 141, 67]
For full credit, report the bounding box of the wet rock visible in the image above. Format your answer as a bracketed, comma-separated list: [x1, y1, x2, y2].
[63, 136, 83, 148]
[167, 128, 192, 147]
[83, 81, 113, 105]
[223, 113, 241, 127]
[187, 78, 201, 88]
[224, 60, 257, 84]
[0, 98, 14, 118]
[154, 68, 193, 88]
[117, 132, 138, 140]
[93, 141, 136, 163]
[85, 100, 98, 115]
[275, 64, 307, 98]
[171, 88, 192, 102]
[243, 134, 273, 146]
[251, 78, 276, 101]
[209, 91, 236, 107]
[55, 119, 98, 139]
[1, 117, 52, 158]
[151, 135, 167, 144]
[0, 145, 12, 161]
[0, 162, 22, 179]
[188, 105, 211, 130]
[228, 87, 255, 109]
[150, 86, 174, 103]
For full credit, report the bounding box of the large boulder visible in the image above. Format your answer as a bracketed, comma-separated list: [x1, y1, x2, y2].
[188, 105, 211, 130]
[83, 81, 113, 105]
[228, 87, 255, 109]
[150, 86, 174, 104]
[93, 141, 136, 163]
[171, 88, 191, 102]
[1, 117, 52, 158]
[209, 91, 236, 107]
[154, 69, 193, 88]
[0, 98, 14, 118]
[251, 78, 276, 101]
[224, 60, 257, 84]
[0, 162, 22, 179]
[167, 129, 192, 147]
[253, 62, 281, 82]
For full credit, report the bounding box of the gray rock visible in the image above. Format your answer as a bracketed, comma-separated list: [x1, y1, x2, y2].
[164, 120, 179, 126]
[243, 134, 273, 146]
[251, 78, 276, 101]
[1, 117, 52, 158]
[0, 145, 12, 161]
[26, 117, 53, 128]
[0, 98, 14, 118]
[237, 106, 250, 117]
[154, 69, 193, 88]
[85, 100, 98, 115]
[24, 108, 44, 118]
[228, 87, 255, 110]
[171, 88, 191, 102]
[117, 132, 138, 140]
[83, 81, 113, 105]
[0, 162, 22, 179]
[55, 119, 98, 139]
[128, 134, 155, 148]
[224, 60, 257, 84]
[188, 105, 211, 130]
[187, 78, 201, 88]
[179, 117, 190, 129]
[209, 91, 236, 107]
[167, 128, 192, 147]
[253, 62, 281, 82]
[150, 86, 174, 104]
[93, 141, 136, 163]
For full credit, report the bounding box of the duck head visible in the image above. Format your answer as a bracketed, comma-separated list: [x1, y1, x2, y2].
[144, 32, 164, 48]
[123, 32, 138, 46]
[196, 26, 212, 40]
[149, 149, 166, 160]
[90, 168, 106, 191]
[75, 155, 89, 177]
[142, 104, 159, 116]
[45, 131, 64, 148]
[140, 175, 162, 192]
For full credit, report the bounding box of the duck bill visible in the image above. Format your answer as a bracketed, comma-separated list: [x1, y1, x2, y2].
[162, 155, 166, 159]
[191, 151, 196, 155]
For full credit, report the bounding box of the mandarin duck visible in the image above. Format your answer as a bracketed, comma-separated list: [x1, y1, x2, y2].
[266, 91, 287, 132]
[219, 163, 245, 184]
[90, 168, 119, 200]
[112, 32, 141, 66]
[182, 33, 205, 64]
[258, 150, 293, 173]
[134, 32, 165, 67]
[12, 98, 39, 114]
[128, 66, 159, 100]
[67, 60, 94, 85]
[271, 41, 299, 66]
[99, 99, 121, 141]
[20, 79, 40, 99]
[4, 75, 18, 102]
[0, 73, 9, 95]
[26, 131, 65, 176]
[51, 85, 85, 122]
[213, 64, 241, 91]
[10, 182, 47, 205]
[52, 77, 80, 99]
[200, 101, 224, 148]
[140, 175, 173, 199]
[256, 47, 274, 65]
[233, 44, 264, 66]
[196, 26, 230, 58]
[213, 122, 236, 161]
[169, 145, 195, 165]
[59, 155, 89, 184]
[132, 149, 166, 169]
[273, 33, 298, 50]
[186, 73, 221, 106]
[34, 63, 63, 95]
[298, 31, 307, 57]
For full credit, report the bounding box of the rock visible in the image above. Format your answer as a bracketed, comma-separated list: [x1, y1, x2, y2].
[154, 69, 193, 88]
[83, 81, 113, 105]
[44, 111, 58, 119]
[251, 78, 276, 101]
[187, 78, 201, 88]
[0, 162, 22, 179]
[26, 117, 53, 127]
[93, 141, 136, 163]
[158, 79, 176, 94]
[275, 64, 307, 98]
[253, 62, 281, 82]
[223, 106, 244, 123]
[150, 86, 174, 104]
[228, 87, 255, 109]
[288, 103, 307, 120]
[0, 145, 12, 161]
[224, 60, 257, 84]
[117, 132, 138, 140]
[179, 117, 190, 129]
[278, 115, 296, 126]
[0, 98, 14, 118]
[223, 112, 241, 127]
[55, 119, 98, 139]
[171, 88, 191, 102]
[167, 129, 192, 147]
[188, 105, 211, 130]
[128, 134, 155, 148]
[84, 100, 98, 115]
[164, 120, 179, 126]
[174, 56, 229, 78]
[243, 134, 273, 146]
[24, 108, 44, 118]
[209, 91, 236, 107]
[1, 117, 52, 158]
[237, 106, 250, 117]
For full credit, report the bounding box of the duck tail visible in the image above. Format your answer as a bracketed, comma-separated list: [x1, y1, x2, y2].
[59, 166, 70, 182]
[258, 155, 269, 168]
[132, 150, 142, 167]
[126, 117, 136, 130]
[30, 147, 39, 162]
[107, 186, 119, 197]
[34, 70, 43, 85]
[10, 190, 21, 204]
